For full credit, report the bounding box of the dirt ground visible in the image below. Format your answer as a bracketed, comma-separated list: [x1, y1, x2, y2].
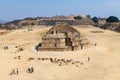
[0, 25, 120, 80]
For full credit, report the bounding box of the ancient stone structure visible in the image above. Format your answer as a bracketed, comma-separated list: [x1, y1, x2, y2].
[98, 18, 106, 26]
[38, 23, 90, 51]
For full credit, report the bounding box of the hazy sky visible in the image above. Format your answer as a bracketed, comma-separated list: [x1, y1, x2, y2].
[0, 0, 120, 21]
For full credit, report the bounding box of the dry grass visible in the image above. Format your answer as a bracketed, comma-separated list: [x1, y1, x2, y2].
[0, 25, 120, 80]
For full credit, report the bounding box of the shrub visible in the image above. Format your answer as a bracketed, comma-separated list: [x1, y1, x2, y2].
[106, 16, 119, 22]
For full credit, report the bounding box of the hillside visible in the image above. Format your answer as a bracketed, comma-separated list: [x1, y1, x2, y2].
[0, 25, 120, 80]
[102, 22, 120, 32]
[0, 20, 7, 24]
[5, 15, 94, 28]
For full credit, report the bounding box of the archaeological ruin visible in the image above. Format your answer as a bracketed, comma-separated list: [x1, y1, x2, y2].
[38, 23, 90, 51]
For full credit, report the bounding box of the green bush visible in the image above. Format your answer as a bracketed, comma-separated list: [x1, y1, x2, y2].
[92, 17, 98, 23]
[106, 16, 119, 22]
[74, 16, 82, 20]
[6, 26, 16, 30]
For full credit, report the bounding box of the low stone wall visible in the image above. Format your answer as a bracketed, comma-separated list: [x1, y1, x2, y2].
[38, 47, 72, 51]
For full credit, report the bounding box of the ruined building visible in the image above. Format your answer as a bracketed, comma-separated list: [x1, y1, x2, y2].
[38, 23, 90, 51]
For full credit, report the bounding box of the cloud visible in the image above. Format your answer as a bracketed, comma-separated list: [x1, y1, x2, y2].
[110, 1, 115, 6]
[109, 1, 118, 7]
[106, 0, 120, 7]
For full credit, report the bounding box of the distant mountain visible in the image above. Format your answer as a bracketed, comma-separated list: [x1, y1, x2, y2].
[5, 15, 94, 27]
[0, 20, 8, 24]
[5, 20, 21, 25]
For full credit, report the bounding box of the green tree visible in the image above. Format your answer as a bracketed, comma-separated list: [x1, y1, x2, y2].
[6, 25, 15, 30]
[86, 15, 91, 19]
[74, 16, 82, 20]
[92, 17, 98, 23]
[0, 23, 2, 28]
[106, 16, 119, 22]
[31, 23, 35, 26]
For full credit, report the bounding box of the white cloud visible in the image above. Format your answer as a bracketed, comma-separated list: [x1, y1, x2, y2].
[109, 1, 116, 6]
[106, 0, 120, 7]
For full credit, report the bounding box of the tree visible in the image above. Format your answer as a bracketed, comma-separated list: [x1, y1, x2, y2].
[86, 15, 91, 19]
[31, 23, 35, 26]
[74, 16, 82, 20]
[92, 17, 98, 23]
[6, 25, 15, 30]
[24, 17, 33, 20]
[0, 23, 2, 28]
[106, 16, 119, 22]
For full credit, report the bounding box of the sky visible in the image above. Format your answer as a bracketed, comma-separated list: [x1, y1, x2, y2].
[0, 0, 120, 21]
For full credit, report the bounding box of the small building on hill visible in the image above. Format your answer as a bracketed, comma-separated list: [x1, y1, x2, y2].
[38, 23, 90, 51]
[98, 18, 106, 26]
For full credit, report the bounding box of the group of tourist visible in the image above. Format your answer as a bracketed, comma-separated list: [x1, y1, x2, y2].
[9, 67, 34, 75]
[9, 69, 19, 75]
